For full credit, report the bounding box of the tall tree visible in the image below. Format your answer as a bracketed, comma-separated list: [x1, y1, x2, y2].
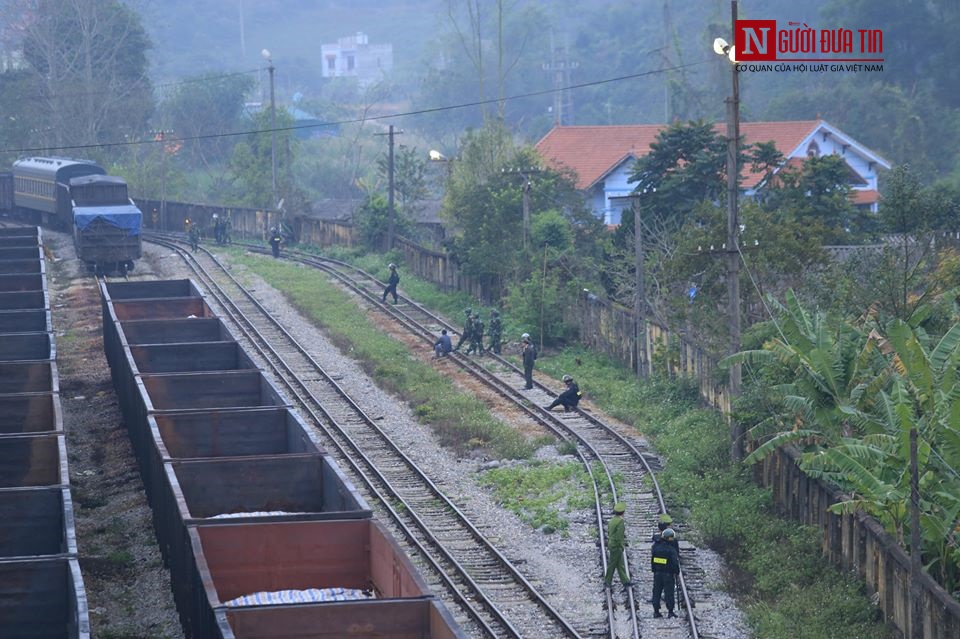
[9, 0, 153, 150]
[160, 73, 254, 171]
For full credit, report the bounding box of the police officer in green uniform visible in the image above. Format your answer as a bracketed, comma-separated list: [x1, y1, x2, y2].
[466, 313, 485, 355]
[187, 220, 200, 252]
[454, 308, 474, 352]
[487, 309, 502, 354]
[604, 502, 632, 589]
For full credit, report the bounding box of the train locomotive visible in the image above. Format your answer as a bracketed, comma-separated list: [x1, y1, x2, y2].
[1, 156, 142, 274]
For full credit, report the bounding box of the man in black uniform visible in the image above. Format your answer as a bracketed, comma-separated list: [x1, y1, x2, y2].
[521, 333, 537, 389]
[544, 375, 581, 412]
[269, 226, 283, 258]
[651, 528, 680, 618]
[382, 263, 400, 304]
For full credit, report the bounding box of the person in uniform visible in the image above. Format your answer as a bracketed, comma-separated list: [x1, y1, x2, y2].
[544, 375, 582, 412]
[487, 309, 502, 354]
[651, 528, 680, 618]
[212, 213, 222, 244]
[269, 226, 283, 258]
[466, 313, 485, 355]
[187, 220, 200, 252]
[521, 333, 537, 389]
[454, 308, 474, 352]
[604, 502, 632, 589]
[382, 263, 400, 304]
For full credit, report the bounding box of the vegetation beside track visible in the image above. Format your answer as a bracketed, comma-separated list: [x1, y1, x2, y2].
[280, 248, 891, 639]
[478, 461, 594, 537]
[228, 250, 537, 460]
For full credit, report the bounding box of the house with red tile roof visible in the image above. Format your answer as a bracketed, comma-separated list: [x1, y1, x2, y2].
[535, 120, 891, 225]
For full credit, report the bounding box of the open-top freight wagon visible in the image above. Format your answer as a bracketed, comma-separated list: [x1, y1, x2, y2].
[99, 278, 466, 638]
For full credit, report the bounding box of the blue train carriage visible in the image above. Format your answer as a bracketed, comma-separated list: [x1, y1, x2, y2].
[70, 175, 142, 274]
[11, 157, 105, 228]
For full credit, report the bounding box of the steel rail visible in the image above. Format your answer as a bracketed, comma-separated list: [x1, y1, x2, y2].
[246, 239, 701, 639]
[147, 236, 583, 639]
[295, 245, 701, 638]
[284, 249, 642, 638]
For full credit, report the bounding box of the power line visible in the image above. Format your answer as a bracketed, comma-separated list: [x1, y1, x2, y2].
[11, 68, 262, 105]
[0, 59, 712, 156]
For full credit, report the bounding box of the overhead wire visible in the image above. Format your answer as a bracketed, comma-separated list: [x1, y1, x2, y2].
[0, 59, 713, 155]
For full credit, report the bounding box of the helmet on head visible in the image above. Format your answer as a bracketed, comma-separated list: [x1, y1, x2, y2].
[562, 374, 573, 383]
[388, 263, 396, 269]
[613, 502, 626, 514]
[521, 332, 530, 340]
[661, 528, 676, 540]
[465, 307, 472, 314]
[212, 213, 218, 218]
[491, 309, 499, 316]
[659, 513, 673, 524]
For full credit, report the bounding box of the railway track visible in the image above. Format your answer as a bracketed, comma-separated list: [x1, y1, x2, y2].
[268, 242, 708, 639]
[144, 236, 582, 639]
[149, 233, 707, 638]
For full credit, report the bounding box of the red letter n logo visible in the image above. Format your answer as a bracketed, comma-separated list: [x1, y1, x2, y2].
[735, 20, 776, 61]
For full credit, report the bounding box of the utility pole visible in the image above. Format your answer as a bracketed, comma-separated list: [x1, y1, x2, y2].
[724, 0, 743, 461]
[151, 129, 174, 231]
[375, 125, 403, 250]
[909, 428, 924, 638]
[502, 166, 541, 250]
[542, 33, 578, 125]
[261, 49, 277, 211]
[634, 201, 649, 377]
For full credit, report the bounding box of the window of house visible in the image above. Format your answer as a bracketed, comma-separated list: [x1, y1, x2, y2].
[326, 55, 336, 71]
[347, 55, 355, 71]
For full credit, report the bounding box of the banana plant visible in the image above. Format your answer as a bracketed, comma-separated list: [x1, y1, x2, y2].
[727, 293, 960, 592]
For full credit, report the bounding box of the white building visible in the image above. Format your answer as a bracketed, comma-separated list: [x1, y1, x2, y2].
[320, 32, 393, 87]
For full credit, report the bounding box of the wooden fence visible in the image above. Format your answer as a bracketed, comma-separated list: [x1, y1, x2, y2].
[394, 235, 492, 301]
[135, 198, 283, 240]
[757, 446, 960, 639]
[576, 290, 730, 413]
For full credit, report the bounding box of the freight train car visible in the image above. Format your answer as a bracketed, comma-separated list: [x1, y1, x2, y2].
[99, 279, 465, 638]
[0, 227, 90, 637]
[5, 157, 142, 274]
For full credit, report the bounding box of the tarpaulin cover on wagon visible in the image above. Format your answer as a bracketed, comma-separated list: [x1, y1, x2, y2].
[73, 205, 142, 235]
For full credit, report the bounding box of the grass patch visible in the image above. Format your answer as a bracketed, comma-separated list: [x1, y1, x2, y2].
[310, 246, 529, 339]
[479, 461, 594, 536]
[230, 252, 535, 460]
